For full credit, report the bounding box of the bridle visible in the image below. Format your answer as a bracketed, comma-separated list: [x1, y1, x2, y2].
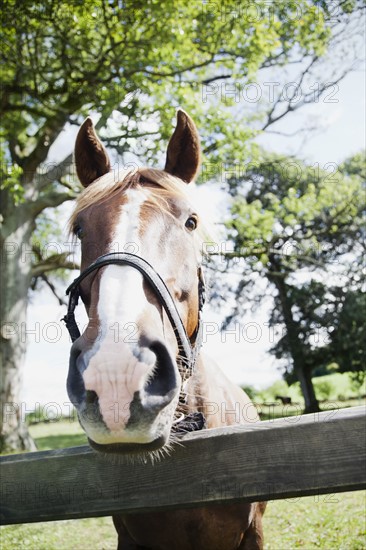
[62, 252, 206, 379]
[62, 252, 207, 434]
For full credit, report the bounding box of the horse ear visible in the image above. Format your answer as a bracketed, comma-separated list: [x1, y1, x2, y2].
[75, 117, 111, 187]
[164, 110, 201, 183]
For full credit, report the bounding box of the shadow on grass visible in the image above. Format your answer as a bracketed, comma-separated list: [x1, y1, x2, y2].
[34, 433, 88, 451]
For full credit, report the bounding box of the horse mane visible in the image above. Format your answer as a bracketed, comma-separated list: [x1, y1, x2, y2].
[68, 168, 211, 248]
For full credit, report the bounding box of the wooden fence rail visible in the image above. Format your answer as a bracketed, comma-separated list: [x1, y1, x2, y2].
[1, 406, 365, 525]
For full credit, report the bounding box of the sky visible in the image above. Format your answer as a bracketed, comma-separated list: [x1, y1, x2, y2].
[22, 65, 365, 412]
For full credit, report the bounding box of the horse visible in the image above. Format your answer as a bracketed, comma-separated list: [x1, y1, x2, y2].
[65, 110, 266, 549]
[275, 396, 292, 405]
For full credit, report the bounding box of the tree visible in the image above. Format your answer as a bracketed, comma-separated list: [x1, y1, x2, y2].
[327, 288, 366, 378]
[221, 152, 365, 412]
[0, 0, 363, 450]
[279, 153, 366, 384]
[270, 281, 366, 382]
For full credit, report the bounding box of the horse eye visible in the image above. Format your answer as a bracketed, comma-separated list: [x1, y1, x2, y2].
[74, 225, 84, 239]
[185, 216, 197, 232]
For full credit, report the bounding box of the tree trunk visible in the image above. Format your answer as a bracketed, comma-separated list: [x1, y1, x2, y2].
[0, 193, 37, 452]
[297, 366, 320, 414]
[271, 273, 320, 414]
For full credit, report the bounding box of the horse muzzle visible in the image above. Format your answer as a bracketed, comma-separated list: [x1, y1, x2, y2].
[67, 336, 181, 452]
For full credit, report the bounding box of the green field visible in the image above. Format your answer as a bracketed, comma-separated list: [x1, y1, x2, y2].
[263, 492, 366, 550]
[1, 415, 365, 549]
[1, 491, 365, 550]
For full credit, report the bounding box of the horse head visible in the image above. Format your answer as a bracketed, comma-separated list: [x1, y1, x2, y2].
[66, 111, 205, 454]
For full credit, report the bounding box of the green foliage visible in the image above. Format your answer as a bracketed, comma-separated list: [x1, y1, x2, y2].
[0, 164, 24, 205]
[223, 152, 365, 405]
[33, 210, 63, 244]
[0, 142, 24, 204]
[227, 153, 365, 274]
[241, 385, 257, 401]
[255, 379, 303, 404]
[0, 0, 339, 171]
[254, 373, 365, 405]
[326, 288, 366, 375]
[271, 283, 366, 382]
[1, 0, 348, 261]
[340, 150, 366, 179]
[349, 371, 366, 394]
[314, 379, 334, 401]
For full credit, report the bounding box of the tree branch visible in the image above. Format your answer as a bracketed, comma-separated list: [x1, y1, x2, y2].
[33, 274, 66, 305]
[32, 251, 78, 278]
[30, 190, 76, 216]
[37, 153, 74, 190]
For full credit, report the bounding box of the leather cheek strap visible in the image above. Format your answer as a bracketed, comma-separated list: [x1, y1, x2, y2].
[62, 252, 205, 376]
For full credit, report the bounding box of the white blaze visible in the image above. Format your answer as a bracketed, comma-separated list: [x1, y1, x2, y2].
[82, 188, 158, 432]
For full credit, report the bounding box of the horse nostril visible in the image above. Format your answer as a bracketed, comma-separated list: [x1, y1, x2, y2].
[67, 346, 86, 408]
[86, 390, 98, 405]
[144, 341, 179, 399]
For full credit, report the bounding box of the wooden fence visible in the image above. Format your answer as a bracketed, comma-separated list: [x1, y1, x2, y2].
[1, 406, 365, 525]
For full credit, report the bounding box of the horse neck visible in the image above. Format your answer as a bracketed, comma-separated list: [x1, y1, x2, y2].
[185, 354, 259, 429]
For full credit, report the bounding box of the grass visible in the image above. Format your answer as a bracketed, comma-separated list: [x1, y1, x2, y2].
[257, 398, 366, 421]
[263, 492, 366, 550]
[28, 420, 87, 450]
[250, 372, 366, 408]
[1, 492, 365, 549]
[1, 412, 365, 549]
[0, 518, 117, 550]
